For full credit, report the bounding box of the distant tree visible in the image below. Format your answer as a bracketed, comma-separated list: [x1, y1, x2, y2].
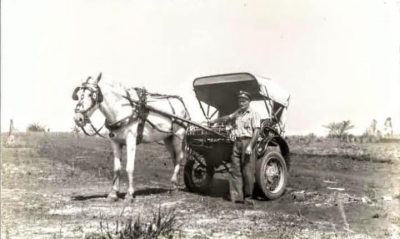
[384, 117, 393, 137]
[9, 119, 14, 136]
[366, 119, 377, 136]
[323, 120, 354, 140]
[27, 122, 47, 132]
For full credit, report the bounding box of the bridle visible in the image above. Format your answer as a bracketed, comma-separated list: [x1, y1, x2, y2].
[73, 81, 106, 138]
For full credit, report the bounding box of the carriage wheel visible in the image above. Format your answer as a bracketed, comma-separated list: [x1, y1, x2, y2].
[184, 150, 214, 194]
[255, 151, 288, 200]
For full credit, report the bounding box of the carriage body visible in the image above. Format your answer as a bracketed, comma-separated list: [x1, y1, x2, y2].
[184, 72, 291, 199]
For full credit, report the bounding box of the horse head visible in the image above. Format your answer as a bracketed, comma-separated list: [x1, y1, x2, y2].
[73, 73, 103, 127]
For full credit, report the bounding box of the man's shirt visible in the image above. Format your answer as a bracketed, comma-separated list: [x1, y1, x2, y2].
[230, 108, 261, 138]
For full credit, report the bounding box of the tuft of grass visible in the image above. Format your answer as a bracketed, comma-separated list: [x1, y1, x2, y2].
[86, 206, 182, 239]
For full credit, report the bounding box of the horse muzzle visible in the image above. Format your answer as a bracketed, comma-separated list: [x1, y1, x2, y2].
[74, 112, 87, 127]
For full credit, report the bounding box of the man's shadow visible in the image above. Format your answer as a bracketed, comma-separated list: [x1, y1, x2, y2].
[182, 178, 270, 201]
[180, 178, 229, 198]
[71, 187, 169, 201]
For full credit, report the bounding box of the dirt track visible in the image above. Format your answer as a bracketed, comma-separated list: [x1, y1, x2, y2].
[1, 133, 399, 238]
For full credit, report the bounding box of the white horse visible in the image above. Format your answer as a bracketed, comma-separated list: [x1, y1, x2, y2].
[73, 73, 190, 202]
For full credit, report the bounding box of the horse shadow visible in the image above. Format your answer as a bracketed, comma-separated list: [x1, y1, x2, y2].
[71, 187, 169, 201]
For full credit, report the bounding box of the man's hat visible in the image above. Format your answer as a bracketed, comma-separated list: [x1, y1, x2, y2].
[237, 90, 251, 101]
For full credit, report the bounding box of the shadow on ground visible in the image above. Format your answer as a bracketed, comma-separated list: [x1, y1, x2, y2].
[71, 187, 169, 201]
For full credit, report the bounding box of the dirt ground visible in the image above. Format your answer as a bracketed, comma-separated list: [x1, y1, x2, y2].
[1, 133, 399, 238]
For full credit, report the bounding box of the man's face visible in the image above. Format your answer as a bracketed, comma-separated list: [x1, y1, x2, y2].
[238, 98, 250, 111]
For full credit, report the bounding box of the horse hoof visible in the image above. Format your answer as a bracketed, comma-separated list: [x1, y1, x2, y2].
[168, 187, 177, 195]
[107, 196, 119, 202]
[124, 195, 135, 203]
[107, 192, 119, 202]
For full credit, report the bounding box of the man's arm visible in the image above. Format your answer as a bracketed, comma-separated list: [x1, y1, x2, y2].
[209, 115, 230, 124]
[209, 110, 239, 124]
[245, 128, 260, 155]
[245, 110, 261, 155]
[249, 128, 260, 148]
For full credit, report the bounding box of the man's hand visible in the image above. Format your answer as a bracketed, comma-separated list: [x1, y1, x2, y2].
[245, 145, 252, 155]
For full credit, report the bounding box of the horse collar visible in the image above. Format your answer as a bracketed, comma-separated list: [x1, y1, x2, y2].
[105, 112, 138, 132]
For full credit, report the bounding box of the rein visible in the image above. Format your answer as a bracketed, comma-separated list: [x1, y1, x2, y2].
[80, 122, 106, 138]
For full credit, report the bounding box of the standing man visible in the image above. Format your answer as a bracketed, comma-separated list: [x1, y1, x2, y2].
[209, 91, 261, 204]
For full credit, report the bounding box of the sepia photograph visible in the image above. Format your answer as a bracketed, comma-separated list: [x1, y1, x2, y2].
[1, 1, 400, 238]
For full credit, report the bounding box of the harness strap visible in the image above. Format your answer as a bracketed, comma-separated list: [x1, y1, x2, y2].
[143, 119, 184, 141]
[134, 88, 191, 121]
[136, 110, 149, 144]
[135, 88, 149, 144]
[103, 87, 191, 143]
[123, 89, 137, 107]
[145, 119, 174, 134]
[166, 98, 176, 115]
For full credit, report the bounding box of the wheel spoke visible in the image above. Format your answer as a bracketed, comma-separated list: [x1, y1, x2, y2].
[263, 157, 284, 194]
[190, 152, 208, 185]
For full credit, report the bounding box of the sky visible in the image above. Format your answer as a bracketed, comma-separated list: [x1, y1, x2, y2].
[1, 0, 400, 135]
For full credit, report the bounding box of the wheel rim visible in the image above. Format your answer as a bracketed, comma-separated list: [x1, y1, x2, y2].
[263, 157, 285, 194]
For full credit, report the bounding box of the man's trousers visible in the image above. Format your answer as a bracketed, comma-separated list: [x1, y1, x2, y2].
[229, 137, 255, 202]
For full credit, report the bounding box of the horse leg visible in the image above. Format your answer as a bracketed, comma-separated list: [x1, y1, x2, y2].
[163, 136, 176, 192]
[165, 128, 186, 191]
[124, 133, 137, 203]
[172, 129, 186, 187]
[108, 141, 122, 201]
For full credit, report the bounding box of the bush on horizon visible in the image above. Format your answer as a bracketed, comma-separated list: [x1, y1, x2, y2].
[26, 122, 47, 132]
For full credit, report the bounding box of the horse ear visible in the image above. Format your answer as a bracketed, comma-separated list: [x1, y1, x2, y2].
[72, 87, 80, 100]
[96, 72, 102, 83]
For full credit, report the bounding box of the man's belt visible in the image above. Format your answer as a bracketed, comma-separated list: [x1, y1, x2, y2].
[235, 136, 251, 141]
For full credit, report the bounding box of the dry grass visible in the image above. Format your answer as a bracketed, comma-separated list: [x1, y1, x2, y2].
[2, 132, 399, 239]
[286, 135, 399, 163]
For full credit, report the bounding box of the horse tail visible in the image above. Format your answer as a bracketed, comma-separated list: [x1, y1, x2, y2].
[184, 107, 191, 121]
[181, 127, 188, 166]
[179, 98, 190, 164]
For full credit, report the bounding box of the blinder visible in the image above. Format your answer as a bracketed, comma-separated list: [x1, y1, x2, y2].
[72, 86, 103, 103]
[72, 87, 80, 101]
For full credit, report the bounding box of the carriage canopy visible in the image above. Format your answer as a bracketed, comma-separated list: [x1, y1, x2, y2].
[193, 72, 290, 115]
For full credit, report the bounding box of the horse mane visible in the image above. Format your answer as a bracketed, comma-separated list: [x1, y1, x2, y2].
[102, 81, 126, 90]
[99, 81, 130, 97]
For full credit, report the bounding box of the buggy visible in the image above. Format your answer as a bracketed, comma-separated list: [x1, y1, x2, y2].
[184, 72, 291, 199]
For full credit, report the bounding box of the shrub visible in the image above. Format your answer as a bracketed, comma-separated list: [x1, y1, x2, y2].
[86, 206, 181, 239]
[323, 120, 354, 140]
